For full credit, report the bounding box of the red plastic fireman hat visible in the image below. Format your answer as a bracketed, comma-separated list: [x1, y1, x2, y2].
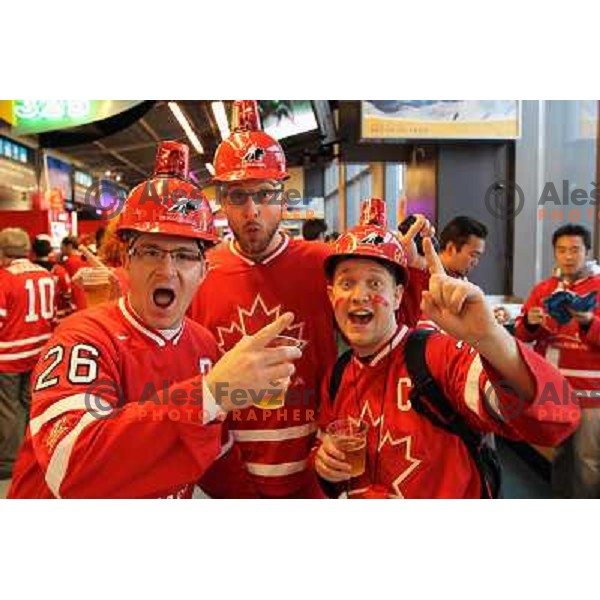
[360, 197, 387, 228]
[324, 224, 409, 285]
[213, 100, 288, 183]
[117, 141, 218, 246]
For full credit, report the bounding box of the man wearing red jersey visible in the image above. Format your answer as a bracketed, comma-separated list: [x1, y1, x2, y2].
[31, 235, 74, 319]
[190, 102, 433, 498]
[515, 224, 600, 497]
[8, 141, 301, 499]
[0, 228, 56, 482]
[313, 224, 580, 498]
[60, 236, 88, 310]
[189, 101, 334, 498]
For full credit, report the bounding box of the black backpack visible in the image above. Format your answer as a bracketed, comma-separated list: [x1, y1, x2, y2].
[328, 328, 502, 499]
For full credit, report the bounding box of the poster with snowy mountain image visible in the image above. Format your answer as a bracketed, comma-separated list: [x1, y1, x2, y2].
[361, 100, 520, 140]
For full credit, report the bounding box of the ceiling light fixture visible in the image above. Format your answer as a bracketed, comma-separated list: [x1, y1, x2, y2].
[211, 101, 230, 140]
[168, 101, 204, 154]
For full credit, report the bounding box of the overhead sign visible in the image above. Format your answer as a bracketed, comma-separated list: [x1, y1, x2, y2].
[361, 100, 521, 140]
[11, 100, 143, 135]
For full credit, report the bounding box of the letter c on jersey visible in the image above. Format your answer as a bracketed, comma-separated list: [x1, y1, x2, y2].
[397, 377, 413, 412]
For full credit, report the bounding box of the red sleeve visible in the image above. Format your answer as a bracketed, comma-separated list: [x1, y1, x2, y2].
[425, 333, 580, 447]
[0, 275, 7, 326]
[578, 282, 600, 348]
[52, 265, 73, 317]
[581, 315, 600, 348]
[514, 283, 552, 343]
[307, 368, 337, 469]
[28, 324, 223, 498]
[317, 367, 337, 434]
[309, 366, 345, 498]
[398, 268, 429, 328]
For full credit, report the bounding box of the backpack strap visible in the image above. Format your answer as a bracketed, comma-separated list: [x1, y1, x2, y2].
[405, 329, 501, 499]
[325, 331, 501, 498]
[328, 349, 353, 403]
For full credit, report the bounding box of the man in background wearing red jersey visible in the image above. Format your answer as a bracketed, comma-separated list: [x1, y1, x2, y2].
[0, 228, 56, 483]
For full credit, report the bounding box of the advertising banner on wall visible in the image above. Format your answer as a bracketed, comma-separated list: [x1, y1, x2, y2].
[361, 100, 521, 140]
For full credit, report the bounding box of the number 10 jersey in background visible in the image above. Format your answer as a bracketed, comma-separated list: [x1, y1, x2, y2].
[0, 259, 56, 373]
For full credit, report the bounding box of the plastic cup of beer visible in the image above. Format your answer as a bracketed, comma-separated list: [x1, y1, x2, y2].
[326, 418, 368, 477]
[254, 335, 302, 410]
[80, 267, 112, 306]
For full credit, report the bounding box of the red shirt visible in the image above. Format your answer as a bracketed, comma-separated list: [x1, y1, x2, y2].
[190, 235, 338, 497]
[9, 297, 224, 498]
[34, 259, 73, 318]
[0, 259, 56, 373]
[514, 273, 600, 408]
[315, 326, 580, 498]
[62, 253, 88, 310]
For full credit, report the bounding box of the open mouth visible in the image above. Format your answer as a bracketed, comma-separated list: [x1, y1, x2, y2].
[348, 309, 374, 326]
[152, 287, 176, 309]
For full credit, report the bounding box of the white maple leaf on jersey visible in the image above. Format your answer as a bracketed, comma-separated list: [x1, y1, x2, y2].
[215, 293, 307, 354]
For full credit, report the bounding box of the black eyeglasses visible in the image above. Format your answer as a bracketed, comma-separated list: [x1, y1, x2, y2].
[129, 247, 204, 268]
[224, 187, 284, 206]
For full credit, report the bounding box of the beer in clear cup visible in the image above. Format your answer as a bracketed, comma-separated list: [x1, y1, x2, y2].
[80, 267, 112, 306]
[326, 418, 369, 477]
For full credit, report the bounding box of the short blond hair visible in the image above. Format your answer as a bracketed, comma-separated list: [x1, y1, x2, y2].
[0, 228, 31, 258]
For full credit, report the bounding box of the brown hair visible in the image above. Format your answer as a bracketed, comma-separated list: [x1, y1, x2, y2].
[98, 220, 127, 268]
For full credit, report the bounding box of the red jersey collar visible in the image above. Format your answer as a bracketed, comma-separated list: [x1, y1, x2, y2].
[352, 325, 409, 369]
[118, 296, 185, 347]
[229, 232, 289, 266]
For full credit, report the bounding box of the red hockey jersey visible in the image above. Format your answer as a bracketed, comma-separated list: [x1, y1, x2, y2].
[315, 326, 580, 498]
[51, 263, 73, 318]
[9, 297, 226, 499]
[34, 259, 74, 318]
[0, 259, 56, 373]
[514, 274, 600, 408]
[189, 235, 337, 497]
[62, 253, 87, 310]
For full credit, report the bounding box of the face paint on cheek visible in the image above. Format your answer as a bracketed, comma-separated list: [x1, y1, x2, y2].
[372, 294, 390, 307]
[334, 297, 345, 310]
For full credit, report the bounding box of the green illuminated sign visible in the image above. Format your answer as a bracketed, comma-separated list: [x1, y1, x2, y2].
[12, 100, 143, 135]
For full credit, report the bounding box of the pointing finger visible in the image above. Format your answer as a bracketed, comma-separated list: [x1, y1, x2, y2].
[423, 237, 446, 276]
[248, 312, 295, 348]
